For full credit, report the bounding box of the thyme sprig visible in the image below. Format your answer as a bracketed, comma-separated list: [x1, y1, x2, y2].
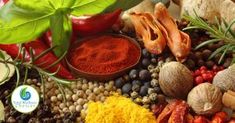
[183, 11, 235, 64]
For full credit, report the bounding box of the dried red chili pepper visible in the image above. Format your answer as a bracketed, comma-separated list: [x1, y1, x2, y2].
[42, 31, 77, 47]
[156, 100, 182, 123]
[3, 0, 8, 4]
[186, 114, 194, 123]
[193, 116, 210, 123]
[72, 9, 122, 36]
[24, 39, 74, 79]
[211, 112, 228, 123]
[151, 103, 167, 117]
[228, 119, 235, 123]
[168, 101, 189, 123]
[0, 44, 30, 61]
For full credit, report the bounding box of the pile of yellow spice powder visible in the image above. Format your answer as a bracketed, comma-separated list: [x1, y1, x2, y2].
[85, 94, 156, 123]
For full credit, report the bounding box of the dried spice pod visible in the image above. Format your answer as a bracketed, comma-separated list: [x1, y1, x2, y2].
[187, 83, 223, 115]
[154, 3, 191, 62]
[159, 62, 193, 99]
[130, 12, 166, 54]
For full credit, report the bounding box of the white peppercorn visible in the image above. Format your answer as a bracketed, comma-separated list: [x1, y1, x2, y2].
[98, 85, 105, 92]
[93, 87, 100, 95]
[72, 94, 79, 101]
[50, 96, 57, 102]
[85, 89, 92, 95]
[69, 105, 76, 112]
[66, 94, 72, 101]
[77, 98, 84, 105]
[77, 90, 84, 98]
[82, 84, 88, 90]
[76, 105, 82, 112]
[62, 107, 69, 112]
[76, 82, 82, 89]
[83, 103, 88, 110]
[57, 94, 63, 101]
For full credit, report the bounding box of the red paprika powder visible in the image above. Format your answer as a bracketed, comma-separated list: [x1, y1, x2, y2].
[69, 35, 140, 74]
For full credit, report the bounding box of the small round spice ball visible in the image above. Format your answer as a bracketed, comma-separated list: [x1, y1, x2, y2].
[114, 77, 125, 88]
[132, 80, 142, 86]
[69, 105, 76, 112]
[72, 94, 78, 101]
[129, 69, 139, 79]
[159, 62, 193, 99]
[132, 84, 140, 92]
[142, 58, 151, 68]
[51, 96, 57, 102]
[122, 83, 132, 94]
[139, 85, 148, 96]
[130, 91, 138, 99]
[150, 79, 159, 87]
[142, 49, 151, 58]
[139, 70, 151, 81]
[202, 49, 212, 60]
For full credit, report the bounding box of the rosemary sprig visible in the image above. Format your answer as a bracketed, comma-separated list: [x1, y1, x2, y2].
[183, 11, 235, 64]
[0, 46, 75, 102]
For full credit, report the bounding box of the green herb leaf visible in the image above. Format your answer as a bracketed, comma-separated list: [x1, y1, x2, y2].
[0, 1, 52, 44]
[104, 0, 142, 12]
[13, 0, 54, 14]
[0, 51, 5, 60]
[209, 45, 229, 60]
[194, 39, 221, 50]
[50, 10, 72, 57]
[71, 0, 116, 16]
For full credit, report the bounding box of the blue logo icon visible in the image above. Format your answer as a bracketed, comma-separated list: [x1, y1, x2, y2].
[20, 87, 31, 100]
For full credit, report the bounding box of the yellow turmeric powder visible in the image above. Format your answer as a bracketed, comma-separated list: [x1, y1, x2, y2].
[85, 94, 156, 123]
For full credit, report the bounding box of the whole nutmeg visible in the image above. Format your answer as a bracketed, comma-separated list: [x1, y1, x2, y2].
[159, 62, 193, 99]
[213, 66, 235, 92]
[187, 83, 222, 115]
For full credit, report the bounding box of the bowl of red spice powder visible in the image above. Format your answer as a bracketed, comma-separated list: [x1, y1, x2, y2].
[66, 34, 141, 81]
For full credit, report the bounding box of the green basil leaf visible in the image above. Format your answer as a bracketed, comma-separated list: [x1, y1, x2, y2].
[104, 0, 142, 12]
[13, 0, 54, 14]
[71, 0, 116, 16]
[0, 1, 52, 44]
[50, 10, 72, 57]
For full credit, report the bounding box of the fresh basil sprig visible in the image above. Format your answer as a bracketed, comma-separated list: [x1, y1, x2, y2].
[0, 0, 143, 57]
[0, 0, 116, 56]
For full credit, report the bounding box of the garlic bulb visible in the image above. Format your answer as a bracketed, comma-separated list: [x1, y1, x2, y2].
[213, 65, 235, 92]
[187, 83, 222, 115]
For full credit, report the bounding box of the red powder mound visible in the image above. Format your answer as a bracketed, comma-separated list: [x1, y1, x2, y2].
[69, 35, 140, 74]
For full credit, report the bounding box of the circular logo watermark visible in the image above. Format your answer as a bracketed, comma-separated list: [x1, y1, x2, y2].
[11, 85, 39, 113]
